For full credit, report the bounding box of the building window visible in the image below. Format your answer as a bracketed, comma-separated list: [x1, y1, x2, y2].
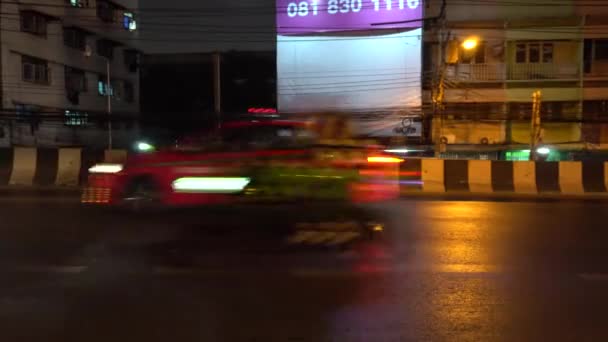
[474, 41, 486, 64]
[542, 43, 554, 63]
[65, 67, 87, 92]
[63, 27, 87, 51]
[111, 80, 123, 100]
[15, 103, 42, 130]
[67, 0, 89, 7]
[20, 11, 47, 37]
[516, 44, 526, 63]
[64, 110, 88, 126]
[98, 75, 113, 96]
[515, 42, 553, 64]
[584, 100, 608, 118]
[22, 55, 50, 84]
[16, 103, 40, 116]
[595, 39, 608, 60]
[97, 1, 115, 22]
[96, 39, 114, 60]
[65, 67, 86, 105]
[123, 49, 139, 73]
[124, 81, 134, 103]
[528, 43, 540, 63]
[123, 12, 137, 31]
[584, 39, 593, 73]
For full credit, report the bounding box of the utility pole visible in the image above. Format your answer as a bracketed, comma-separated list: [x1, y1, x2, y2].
[85, 45, 112, 150]
[106, 58, 112, 150]
[530, 90, 542, 160]
[213, 52, 221, 128]
[433, 0, 448, 157]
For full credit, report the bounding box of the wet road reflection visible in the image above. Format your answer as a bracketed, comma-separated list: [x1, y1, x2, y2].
[2, 199, 608, 340]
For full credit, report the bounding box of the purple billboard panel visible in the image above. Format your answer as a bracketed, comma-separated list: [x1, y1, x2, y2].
[277, 0, 423, 34]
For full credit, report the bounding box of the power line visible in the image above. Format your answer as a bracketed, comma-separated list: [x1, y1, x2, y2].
[6, 0, 608, 14]
[278, 80, 423, 91]
[0, 25, 425, 43]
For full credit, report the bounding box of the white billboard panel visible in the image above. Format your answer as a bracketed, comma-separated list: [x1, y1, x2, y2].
[277, 29, 422, 137]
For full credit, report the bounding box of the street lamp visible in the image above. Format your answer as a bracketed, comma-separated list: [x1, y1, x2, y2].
[85, 45, 112, 150]
[462, 37, 479, 51]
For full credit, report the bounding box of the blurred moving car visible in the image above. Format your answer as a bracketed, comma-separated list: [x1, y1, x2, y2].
[82, 117, 402, 210]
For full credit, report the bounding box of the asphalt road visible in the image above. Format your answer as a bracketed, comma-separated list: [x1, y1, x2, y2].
[1, 196, 608, 341]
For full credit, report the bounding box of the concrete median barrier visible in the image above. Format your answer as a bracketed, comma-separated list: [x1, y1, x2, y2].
[400, 158, 608, 197]
[1, 148, 608, 200]
[0, 148, 128, 188]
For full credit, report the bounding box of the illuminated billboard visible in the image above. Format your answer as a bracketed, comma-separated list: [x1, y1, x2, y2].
[277, 0, 423, 34]
[276, 1, 424, 137]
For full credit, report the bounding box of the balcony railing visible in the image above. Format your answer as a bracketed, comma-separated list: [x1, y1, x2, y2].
[508, 63, 580, 80]
[446, 63, 581, 82]
[447, 64, 506, 82]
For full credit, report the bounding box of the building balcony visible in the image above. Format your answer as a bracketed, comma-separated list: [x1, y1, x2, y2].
[446, 64, 506, 82]
[445, 63, 581, 82]
[508, 63, 580, 80]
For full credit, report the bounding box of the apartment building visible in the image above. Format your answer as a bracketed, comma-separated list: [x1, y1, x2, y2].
[424, 0, 608, 148]
[0, 0, 140, 147]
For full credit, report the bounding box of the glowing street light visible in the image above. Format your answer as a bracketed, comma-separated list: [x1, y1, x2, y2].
[462, 38, 479, 51]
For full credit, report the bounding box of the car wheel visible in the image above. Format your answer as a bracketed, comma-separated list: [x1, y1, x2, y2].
[121, 177, 161, 213]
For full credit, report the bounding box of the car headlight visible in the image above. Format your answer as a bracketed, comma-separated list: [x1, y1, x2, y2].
[135, 141, 155, 152]
[88, 163, 124, 174]
[536, 147, 551, 155]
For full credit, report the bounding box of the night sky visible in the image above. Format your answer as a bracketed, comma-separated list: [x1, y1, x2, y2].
[139, 0, 277, 53]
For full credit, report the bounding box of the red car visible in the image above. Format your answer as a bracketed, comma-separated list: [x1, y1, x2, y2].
[82, 120, 401, 210]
